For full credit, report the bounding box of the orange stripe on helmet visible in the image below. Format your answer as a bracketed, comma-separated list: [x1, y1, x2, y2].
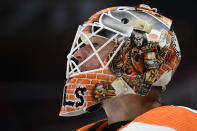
[87, 7, 117, 23]
[83, 7, 117, 32]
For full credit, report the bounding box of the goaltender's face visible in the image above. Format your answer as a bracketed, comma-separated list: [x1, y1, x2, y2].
[73, 36, 115, 71]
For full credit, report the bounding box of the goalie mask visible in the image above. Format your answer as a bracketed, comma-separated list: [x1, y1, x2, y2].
[60, 4, 181, 116]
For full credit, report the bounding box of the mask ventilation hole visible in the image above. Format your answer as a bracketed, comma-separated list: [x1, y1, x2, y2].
[121, 18, 129, 24]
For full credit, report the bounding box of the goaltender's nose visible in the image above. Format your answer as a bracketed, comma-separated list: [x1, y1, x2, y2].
[73, 47, 88, 62]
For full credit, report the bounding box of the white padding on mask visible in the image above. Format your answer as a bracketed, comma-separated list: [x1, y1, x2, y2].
[112, 77, 136, 95]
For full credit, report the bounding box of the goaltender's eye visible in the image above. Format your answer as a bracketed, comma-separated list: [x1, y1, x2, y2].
[93, 43, 99, 48]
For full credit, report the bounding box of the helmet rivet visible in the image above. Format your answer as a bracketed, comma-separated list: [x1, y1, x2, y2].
[121, 18, 129, 24]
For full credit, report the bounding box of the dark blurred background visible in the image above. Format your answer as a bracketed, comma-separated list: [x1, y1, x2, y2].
[0, 0, 197, 130]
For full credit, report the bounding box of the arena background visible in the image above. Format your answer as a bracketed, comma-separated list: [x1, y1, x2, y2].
[1, 0, 197, 130]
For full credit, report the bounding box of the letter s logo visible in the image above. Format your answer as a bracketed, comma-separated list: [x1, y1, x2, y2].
[63, 86, 87, 108]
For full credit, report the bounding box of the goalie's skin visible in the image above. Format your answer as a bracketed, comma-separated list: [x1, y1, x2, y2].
[74, 35, 197, 131]
[74, 36, 161, 125]
[102, 87, 161, 125]
[61, 5, 197, 131]
[74, 36, 115, 72]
